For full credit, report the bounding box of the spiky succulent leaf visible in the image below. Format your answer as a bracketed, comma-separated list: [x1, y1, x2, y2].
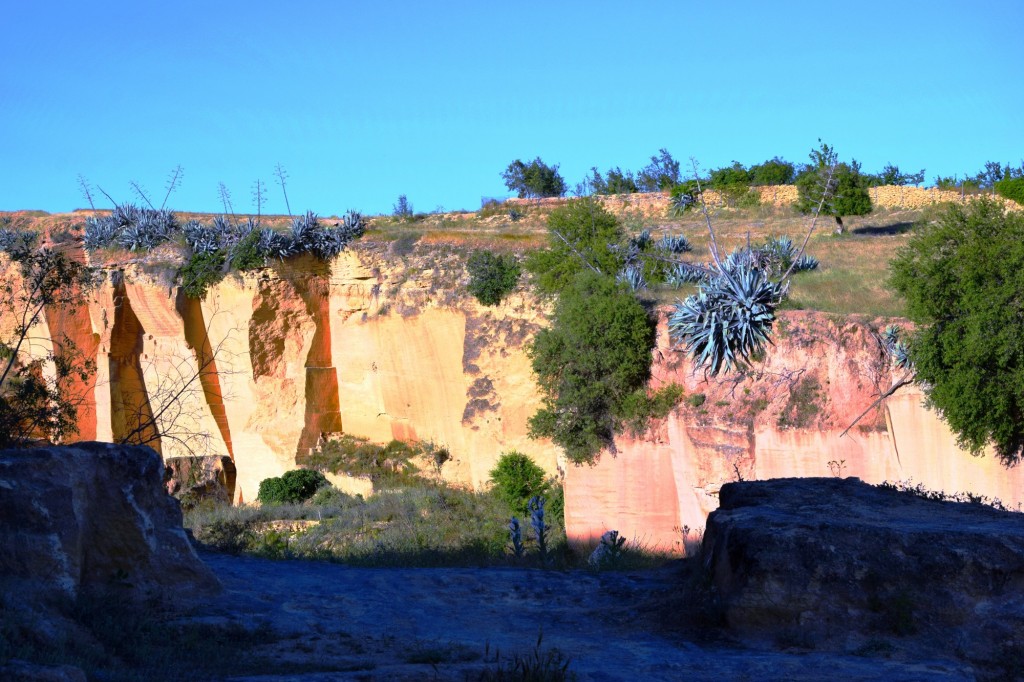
[792, 254, 819, 272]
[657, 234, 692, 254]
[257, 228, 295, 261]
[668, 263, 784, 375]
[83, 217, 119, 251]
[615, 264, 647, 291]
[665, 262, 707, 287]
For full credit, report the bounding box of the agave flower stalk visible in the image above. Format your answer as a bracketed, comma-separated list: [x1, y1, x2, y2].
[528, 496, 548, 565]
[508, 517, 525, 559]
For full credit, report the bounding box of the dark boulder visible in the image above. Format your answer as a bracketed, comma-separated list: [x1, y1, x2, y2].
[0, 442, 220, 603]
[701, 477, 1024, 673]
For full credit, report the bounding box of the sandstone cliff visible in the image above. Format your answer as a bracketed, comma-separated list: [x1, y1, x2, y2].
[5, 225, 1024, 550]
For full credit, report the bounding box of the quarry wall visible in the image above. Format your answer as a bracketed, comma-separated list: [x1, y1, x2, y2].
[7, 194, 1024, 550]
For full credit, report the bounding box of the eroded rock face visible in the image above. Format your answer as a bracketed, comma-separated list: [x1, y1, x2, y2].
[701, 477, 1024, 671]
[164, 455, 237, 508]
[0, 442, 220, 601]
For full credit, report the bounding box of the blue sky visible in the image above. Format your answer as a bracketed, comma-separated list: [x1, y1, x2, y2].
[2, 0, 1021, 216]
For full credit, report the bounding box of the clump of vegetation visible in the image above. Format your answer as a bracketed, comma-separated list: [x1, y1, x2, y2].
[528, 271, 666, 463]
[1, 230, 97, 447]
[256, 469, 329, 505]
[178, 250, 227, 299]
[502, 158, 566, 198]
[777, 376, 822, 429]
[890, 197, 1024, 465]
[795, 140, 872, 233]
[467, 250, 521, 306]
[489, 451, 549, 516]
[303, 434, 424, 486]
[995, 176, 1024, 205]
[524, 197, 625, 295]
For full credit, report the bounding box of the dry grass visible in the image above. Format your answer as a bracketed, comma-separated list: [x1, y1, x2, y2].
[7, 200, 923, 317]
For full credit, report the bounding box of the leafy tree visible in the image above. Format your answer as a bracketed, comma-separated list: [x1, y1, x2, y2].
[393, 194, 414, 219]
[709, 161, 752, 188]
[877, 163, 926, 186]
[890, 198, 1024, 465]
[256, 469, 328, 505]
[995, 177, 1024, 205]
[1, 229, 97, 448]
[795, 140, 872, 233]
[586, 166, 638, 195]
[527, 271, 659, 463]
[524, 197, 626, 295]
[489, 451, 549, 516]
[501, 158, 566, 199]
[636, 148, 681, 192]
[466, 250, 520, 306]
[749, 157, 795, 185]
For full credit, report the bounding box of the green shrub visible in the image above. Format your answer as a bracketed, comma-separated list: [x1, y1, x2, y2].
[749, 157, 795, 185]
[304, 434, 423, 485]
[619, 383, 684, 434]
[795, 141, 872, 232]
[179, 250, 226, 299]
[467, 250, 521, 306]
[890, 197, 1024, 465]
[501, 158, 566, 198]
[256, 469, 328, 505]
[528, 271, 658, 463]
[489, 451, 549, 516]
[229, 230, 265, 270]
[524, 198, 625, 295]
[995, 177, 1024, 205]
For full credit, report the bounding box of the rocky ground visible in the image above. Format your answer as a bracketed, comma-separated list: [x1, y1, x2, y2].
[187, 550, 973, 681]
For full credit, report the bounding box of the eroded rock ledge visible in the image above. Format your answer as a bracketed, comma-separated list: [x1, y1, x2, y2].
[701, 477, 1024, 675]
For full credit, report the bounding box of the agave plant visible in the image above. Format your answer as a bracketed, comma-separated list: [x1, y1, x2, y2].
[668, 262, 785, 376]
[341, 210, 366, 237]
[182, 221, 222, 256]
[257, 227, 295, 261]
[83, 216, 119, 251]
[665, 262, 707, 287]
[670, 191, 696, 216]
[791, 254, 819, 272]
[630, 229, 653, 251]
[616, 264, 647, 292]
[110, 203, 141, 228]
[307, 228, 348, 260]
[657, 233, 692, 254]
[882, 325, 912, 370]
[290, 210, 320, 245]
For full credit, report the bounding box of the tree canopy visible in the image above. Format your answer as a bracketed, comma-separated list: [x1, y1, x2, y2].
[501, 158, 567, 199]
[795, 141, 872, 233]
[890, 198, 1024, 465]
[527, 270, 659, 463]
[523, 197, 625, 295]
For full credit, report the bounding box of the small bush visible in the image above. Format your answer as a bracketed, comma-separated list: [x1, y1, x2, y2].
[490, 451, 549, 517]
[179, 250, 226, 299]
[256, 469, 328, 505]
[229, 229, 266, 270]
[467, 250, 520, 306]
[995, 177, 1024, 205]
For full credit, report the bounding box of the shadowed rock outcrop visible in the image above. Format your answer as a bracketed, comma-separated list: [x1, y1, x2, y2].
[164, 454, 237, 509]
[701, 477, 1024, 675]
[0, 442, 220, 602]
